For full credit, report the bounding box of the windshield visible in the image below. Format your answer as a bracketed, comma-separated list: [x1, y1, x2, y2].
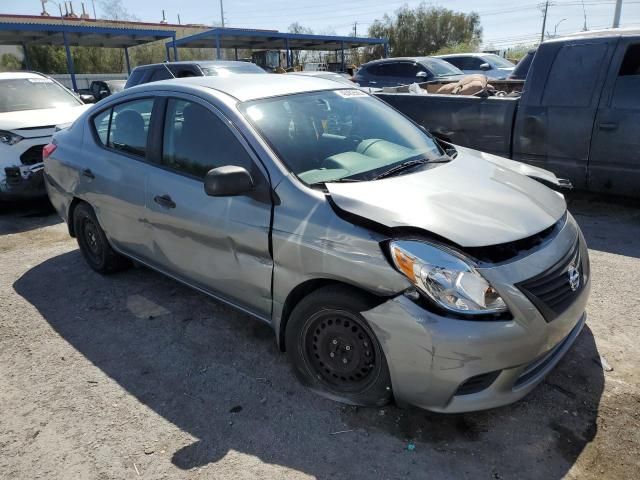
[484, 54, 515, 69]
[202, 63, 265, 76]
[421, 58, 464, 76]
[240, 89, 444, 185]
[0, 77, 81, 112]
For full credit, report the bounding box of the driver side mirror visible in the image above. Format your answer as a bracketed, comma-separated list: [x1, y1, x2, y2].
[204, 165, 254, 197]
[416, 71, 428, 78]
[79, 94, 96, 104]
[479, 63, 491, 71]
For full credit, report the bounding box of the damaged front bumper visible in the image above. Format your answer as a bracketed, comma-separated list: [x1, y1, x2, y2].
[0, 162, 46, 201]
[362, 213, 590, 413]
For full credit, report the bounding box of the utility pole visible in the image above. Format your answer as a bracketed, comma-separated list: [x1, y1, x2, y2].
[220, 0, 225, 28]
[613, 0, 623, 28]
[91, 0, 96, 19]
[353, 21, 357, 37]
[540, 1, 550, 43]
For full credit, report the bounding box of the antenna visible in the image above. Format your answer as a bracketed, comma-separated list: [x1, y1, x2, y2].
[581, 0, 588, 31]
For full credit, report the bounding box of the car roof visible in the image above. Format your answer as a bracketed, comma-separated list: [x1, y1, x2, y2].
[363, 56, 453, 66]
[136, 73, 350, 102]
[552, 27, 640, 41]
[133, 60, 253, 70]
[435, 53, 488, 58]
[0, 71, 48, 80]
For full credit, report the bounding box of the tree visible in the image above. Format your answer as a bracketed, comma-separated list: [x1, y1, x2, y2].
[0, 53, 23, 71]
[288, 22, 314, 66]
[367, 3, 482, 58]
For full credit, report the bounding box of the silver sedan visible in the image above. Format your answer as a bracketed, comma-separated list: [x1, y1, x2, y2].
[43, 75, 590, 412]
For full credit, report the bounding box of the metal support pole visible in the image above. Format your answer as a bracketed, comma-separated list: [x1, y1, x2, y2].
[173, 35, 179, 61]
[383, 42, 389, 58]
[613, 0, 623, 28]
[234, 47, 238, 60]
[340, 41, 345, 72]
[62, 31, 77, 92]
[22, 43, 31, 70]
[540, 1, 550, 43]
[165, 43, 171, 61]
[124, 47, 131, 74]
[284, 38, 291, 68]
[215, 34, 221, 59]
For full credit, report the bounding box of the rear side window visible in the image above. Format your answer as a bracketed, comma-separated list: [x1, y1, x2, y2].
[162, 98, 252, 178]
[612, 43, 640, 109]
[542, 43, 608, 107]
[91, 98, 154, 158]
[93, 109, 110, 145]
[149, 67, 173, 82]
[126, 68, 146, 87]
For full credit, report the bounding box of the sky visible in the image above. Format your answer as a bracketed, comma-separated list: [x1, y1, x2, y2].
[2, 0, 640, 48]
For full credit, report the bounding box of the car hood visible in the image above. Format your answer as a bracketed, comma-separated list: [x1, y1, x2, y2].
[0, 105, 90, 137]
[326, 147, 567, 247]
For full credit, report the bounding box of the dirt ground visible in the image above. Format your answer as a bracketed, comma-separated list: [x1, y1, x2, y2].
[0, 193, 638, 480]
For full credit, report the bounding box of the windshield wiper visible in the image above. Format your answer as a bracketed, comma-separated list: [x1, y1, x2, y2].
[309, 177, 361, 188]
[373, 157, 447, 180]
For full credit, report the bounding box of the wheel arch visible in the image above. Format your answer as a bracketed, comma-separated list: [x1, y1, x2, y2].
[277, 278, 388, 352]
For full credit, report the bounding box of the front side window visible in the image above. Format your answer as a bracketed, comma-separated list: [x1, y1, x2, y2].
[162, 99, 252, 178]
[240, 89, 444, 185]
[92, 98, 154, 158]
[420, 58, 463, 77]
[0, 77, 81, 112]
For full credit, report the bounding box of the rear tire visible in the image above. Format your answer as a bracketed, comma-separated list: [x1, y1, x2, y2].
[285, 285, 392, 407]
[73, 202, 130, 274]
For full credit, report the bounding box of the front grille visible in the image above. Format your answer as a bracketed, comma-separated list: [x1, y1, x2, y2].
[20, 144, 46, 165]
[517, 239, 584, 322]
[455, 370, 501, 396]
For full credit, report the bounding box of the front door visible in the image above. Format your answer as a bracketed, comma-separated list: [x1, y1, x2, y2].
[589, 41, 640, 197]
[145, 95, 273, 318]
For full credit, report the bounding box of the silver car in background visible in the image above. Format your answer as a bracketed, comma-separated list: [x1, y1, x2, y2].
[44, 75, 590, 413]
[435, 53, 516, 80]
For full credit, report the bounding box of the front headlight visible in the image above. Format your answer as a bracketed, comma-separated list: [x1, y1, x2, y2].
[389, 240, 508, 316]
[0, 130, 23, 145]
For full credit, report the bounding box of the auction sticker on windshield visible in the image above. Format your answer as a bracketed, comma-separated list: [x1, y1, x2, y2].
[334, 89, 368, 98]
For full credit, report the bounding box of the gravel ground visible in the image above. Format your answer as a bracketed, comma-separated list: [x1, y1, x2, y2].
[0, 193, 638, 480]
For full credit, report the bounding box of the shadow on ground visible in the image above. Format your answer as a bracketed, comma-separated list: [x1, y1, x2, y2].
[0, 197, 60, 235]
[14, 250, 605, 479]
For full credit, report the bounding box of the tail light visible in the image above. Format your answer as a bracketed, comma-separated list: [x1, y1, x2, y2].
[42, 143, 57, 160]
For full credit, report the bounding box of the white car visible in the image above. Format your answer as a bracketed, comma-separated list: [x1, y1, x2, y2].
[435, 53, 516, 80]
[0, 71, 90, 201]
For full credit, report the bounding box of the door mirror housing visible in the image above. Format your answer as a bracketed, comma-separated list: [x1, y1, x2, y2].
[79, 94, 96, 104]
[204, 165, 254, 197]
[416, 71, 428, 78]
[479, 63, 491, 71]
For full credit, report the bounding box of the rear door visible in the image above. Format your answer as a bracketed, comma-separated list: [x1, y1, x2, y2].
[83, 96, 159, 261]
[512, 39, 616, 188]
[145, 94, 273, 318]
[588, 40, 640, 197]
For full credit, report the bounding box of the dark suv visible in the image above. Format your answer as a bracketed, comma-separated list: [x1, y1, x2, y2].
[124, 60, 265, 88]
[354, 57, 464, 88]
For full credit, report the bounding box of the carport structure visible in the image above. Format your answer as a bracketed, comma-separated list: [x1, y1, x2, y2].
[166, 27, 389, 70]
[0, 22, 177, 91]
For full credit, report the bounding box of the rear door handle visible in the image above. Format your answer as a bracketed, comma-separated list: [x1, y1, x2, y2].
[81, 168, 95, 179]
[598, 122, 618, 131]
[153, 194, 176, 209]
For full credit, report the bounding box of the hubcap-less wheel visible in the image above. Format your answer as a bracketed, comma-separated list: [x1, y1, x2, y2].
[82, 218, 103, 263]
[302, 310, 379, 393]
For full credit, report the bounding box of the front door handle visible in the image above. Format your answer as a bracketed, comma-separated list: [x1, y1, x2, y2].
[598, 122, 618, 131]
[81, 168, 95, 179]
[154, 194, 176, 209]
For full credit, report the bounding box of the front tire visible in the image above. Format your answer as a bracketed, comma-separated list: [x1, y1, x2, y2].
[73, 202, 130, 274]
[285, 285, 392, 407]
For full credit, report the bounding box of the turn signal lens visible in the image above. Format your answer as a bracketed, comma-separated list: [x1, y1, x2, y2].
[42, 143, 57, 160]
